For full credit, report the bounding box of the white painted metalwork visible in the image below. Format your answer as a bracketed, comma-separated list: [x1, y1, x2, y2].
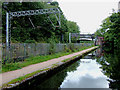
[6, 12, 9, 48]
[69, 33, 71, 43]
[6, 8, 61, 53]
[9, 8, 60, 17]
[28, 17, 35, 29]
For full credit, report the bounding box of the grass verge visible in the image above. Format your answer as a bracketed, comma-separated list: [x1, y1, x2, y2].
[2, 45, 95, 73]
[2, 46, 99, 88]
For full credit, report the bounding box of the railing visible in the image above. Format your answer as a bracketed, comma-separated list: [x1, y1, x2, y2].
[2, 43, 93, 63]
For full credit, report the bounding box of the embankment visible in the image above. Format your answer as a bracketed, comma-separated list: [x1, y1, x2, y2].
[2, 46, 99, 89]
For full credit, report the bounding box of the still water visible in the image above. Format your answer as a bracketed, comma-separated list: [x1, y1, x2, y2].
[31, 48, 120, 89]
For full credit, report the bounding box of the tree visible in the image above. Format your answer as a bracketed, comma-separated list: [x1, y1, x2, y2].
[2, 2, 80, 43]
[67, 21, 80, 33]
[50, 1, 59, 6]
[94, 12, 120, 49]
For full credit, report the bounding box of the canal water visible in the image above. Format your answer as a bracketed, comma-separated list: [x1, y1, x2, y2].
[29, 48, 120, 89]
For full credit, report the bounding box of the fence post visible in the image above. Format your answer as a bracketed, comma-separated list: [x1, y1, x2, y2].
[24, 43, 26, 60]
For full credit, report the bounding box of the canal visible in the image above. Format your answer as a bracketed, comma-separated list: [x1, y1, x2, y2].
[18, 48, 120, 89]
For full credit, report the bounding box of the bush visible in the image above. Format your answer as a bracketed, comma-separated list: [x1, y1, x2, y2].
[24, 40, 36, 43]
[48, 39, 56, 54]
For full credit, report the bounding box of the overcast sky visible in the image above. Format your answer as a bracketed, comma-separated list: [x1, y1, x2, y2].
[55, 0, 119, 34]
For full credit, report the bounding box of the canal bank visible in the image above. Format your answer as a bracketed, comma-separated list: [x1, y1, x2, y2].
[1, 46, 99, 89]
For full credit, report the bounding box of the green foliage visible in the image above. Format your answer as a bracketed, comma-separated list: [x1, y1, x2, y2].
[49, 41, 56, 55]
[50, 1, 59, 6]
[24, 40, 36, 43]
[67, 21, 80, 43]
[71, 36, 78, 43]
[67, 21, 80, 33]
[2, 2, 80, 43]
[64, 45, 72, 52]
[96, 49, 120, 89]
[95, 17, 111, 37]
[2, 45, 95, 73]
[69, 43, 75, 52]
[95, 12, 120, 49]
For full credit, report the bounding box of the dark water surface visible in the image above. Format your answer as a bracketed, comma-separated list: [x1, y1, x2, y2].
[31, 48, 120, 89]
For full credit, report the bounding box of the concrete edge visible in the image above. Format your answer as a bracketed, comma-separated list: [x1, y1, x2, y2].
[2, 46, 99, 89]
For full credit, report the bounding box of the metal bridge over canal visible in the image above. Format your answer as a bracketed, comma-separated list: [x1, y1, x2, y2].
[70, 33, 95, 43]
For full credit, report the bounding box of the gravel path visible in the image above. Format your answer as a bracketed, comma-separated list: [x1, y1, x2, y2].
[0, 46, 98, 86]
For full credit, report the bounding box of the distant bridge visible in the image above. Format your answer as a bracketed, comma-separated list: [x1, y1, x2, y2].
[71, 33, 94, 39]
[70, 33, 95, 43]
[79, 38, 93, 41]
[80, 53, 96, 63]
[79, 34, 95, 41]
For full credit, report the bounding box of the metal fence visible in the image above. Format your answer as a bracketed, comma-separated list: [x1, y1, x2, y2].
[2, 43, 93, 63]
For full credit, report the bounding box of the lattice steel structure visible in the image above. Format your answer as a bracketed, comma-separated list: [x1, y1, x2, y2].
[9, 8, 61, 18]
[6, 8, 61, 52]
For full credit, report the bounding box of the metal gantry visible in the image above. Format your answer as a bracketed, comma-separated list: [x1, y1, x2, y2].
[6, 8, 61, 52]
[9, 8, 61, 17]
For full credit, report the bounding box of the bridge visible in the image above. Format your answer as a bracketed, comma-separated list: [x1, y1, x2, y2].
[79, 34, 94, 41]
[80, 52, 97, 63]
[83, 52, 96, 58]
[70, 33, 95, 43]
[83, 54, 95, 59]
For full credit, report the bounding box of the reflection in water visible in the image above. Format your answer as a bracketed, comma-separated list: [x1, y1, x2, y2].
[60, 59, 109, 88]
[32, 48, 119, 89]
[96, 48, 120, 89]
[32, 60, 80, 89]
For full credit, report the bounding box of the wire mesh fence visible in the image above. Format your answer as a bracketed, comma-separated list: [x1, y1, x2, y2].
[2, 43, 93, 64]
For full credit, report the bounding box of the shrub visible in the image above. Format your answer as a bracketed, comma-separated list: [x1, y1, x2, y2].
[24, 40, 36, 43]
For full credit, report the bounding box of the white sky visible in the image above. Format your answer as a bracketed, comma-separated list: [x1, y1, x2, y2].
[55, 0, 119, 34]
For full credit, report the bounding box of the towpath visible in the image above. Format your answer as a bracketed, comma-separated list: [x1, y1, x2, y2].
[0, 46, 98, 87]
